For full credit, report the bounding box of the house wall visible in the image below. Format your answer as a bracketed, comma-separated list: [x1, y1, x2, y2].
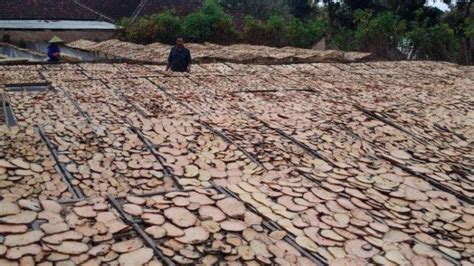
[0, 29, 115, 43]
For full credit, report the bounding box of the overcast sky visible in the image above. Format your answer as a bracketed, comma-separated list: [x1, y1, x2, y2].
[428, 1, 450, 11]
[315, 1, 451, 11]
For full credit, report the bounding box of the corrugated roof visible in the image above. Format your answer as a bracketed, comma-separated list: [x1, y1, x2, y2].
[0, 20, 116, 30]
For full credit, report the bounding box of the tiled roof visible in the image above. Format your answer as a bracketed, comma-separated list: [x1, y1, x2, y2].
[0, 0, 103, 20]
[76, 0, 141, 20]
[69, 0, 203, 21]
[0, 0, 203, 22]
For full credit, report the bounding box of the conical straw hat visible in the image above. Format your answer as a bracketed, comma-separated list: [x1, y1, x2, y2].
[48, 36, 64, 43]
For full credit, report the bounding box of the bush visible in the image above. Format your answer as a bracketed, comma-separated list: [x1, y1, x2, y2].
[284, 18, 308, 47]
[115, 0, 471, 64]
[327, 26, 356, 51]
[406, 23, 461, 61]
[150, 11, 182, 44]
[306, 18, 327, 42]
[242, 15, 285, 47]
[284, 18, 327, 48]
[242, 16, 266, 45]
[267, 16, 286, 47]
[464, 18, 474, 38]
[219, 0, 291, 19]
[117, 0, 326, 48]
[353, 10, 405, 58]
[183, 13, 213, 42]
[288, 0, 315, 18]
[243, 15, 327, 48]
[122, 17, 158, 44]
[118, 12, 182, 45]
[184, 0, 238, 43]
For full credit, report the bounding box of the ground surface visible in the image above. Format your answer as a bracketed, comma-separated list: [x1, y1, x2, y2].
[0, 61, 473, 265]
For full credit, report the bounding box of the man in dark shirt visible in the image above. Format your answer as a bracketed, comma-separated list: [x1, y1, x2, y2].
[166, 37, 191, 72]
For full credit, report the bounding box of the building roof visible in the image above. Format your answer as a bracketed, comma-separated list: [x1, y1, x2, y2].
[0, 20, 116, 30]
[0, 0, 203, 22]
[75, 0, 142, 20]
[76, 0, 203, 19]
[0, 0, 105, 21]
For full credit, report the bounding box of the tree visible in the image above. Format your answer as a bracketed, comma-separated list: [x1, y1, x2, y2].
[117, 12, 183, 45]
[117, 0, 472, 64]
[219, 0, 291, 19]
[288, 0, 316, 18]
[284, 17, 327, 47]
[150, 11, 182, 44]
[242, 15, 286, 46]
[184, 0, 239, 43]
[406, 22, 461, 61]
[121, 17, 158, 44]
[353, 10, 406, 58]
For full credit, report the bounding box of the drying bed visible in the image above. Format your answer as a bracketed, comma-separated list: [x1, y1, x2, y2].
[0, 198, 163, 265]
[0, 126, 72, 201]
[67, 39, 372, 65]
[134, 116, 264, 188]
[42, 121, 177, 197]
[0, 61, 473, 265]
[227, 178, 469, 264]
[111, 187, 319, 265]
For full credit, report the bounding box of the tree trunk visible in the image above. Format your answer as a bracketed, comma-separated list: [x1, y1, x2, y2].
[464, 0, 472, 64]
[324, 1, 337, 44]
[465, 0, 472, 19]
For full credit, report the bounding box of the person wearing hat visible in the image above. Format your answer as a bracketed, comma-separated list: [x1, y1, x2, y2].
[47, 36, 63, 62]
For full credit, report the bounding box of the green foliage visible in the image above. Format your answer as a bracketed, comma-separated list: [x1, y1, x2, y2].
[465, 18, 474, 38]
[284, 19, 309, 47]
[288, 0, 316, 18]
[117, 0, 472, 64]
[320, 1, 471, 63]
[121, 17, 158, 44]
[243, 15, 327, 48]
[118, 14, 181, 44]
[183, 13, 212, 42]
[327, 27, 356, 50]
[219, 0, 291, 19]
[242, 16, 267, 45]
[285, 18, 327, 47]
[353, 10, 406, 57]
[306, 18, 328, 42]
[267, 16, 286, 46]
[117, 17, 131, 28]
[242, 16, 286, 46]
[150, 11, 183, 44]
[184, 0, 239, 43]
[406, 22, 461, 61]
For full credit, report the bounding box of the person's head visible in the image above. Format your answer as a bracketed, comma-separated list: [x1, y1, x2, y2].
[176, 37, 184, 48]
[49, 36, 64, 46]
